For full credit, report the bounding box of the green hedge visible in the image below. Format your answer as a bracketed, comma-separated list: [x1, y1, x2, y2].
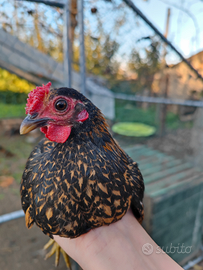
[0, 91, 27, 104]
[0, 103, 26, 118]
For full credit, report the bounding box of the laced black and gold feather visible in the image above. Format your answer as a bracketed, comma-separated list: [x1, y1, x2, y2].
[21, 88, 144, 238]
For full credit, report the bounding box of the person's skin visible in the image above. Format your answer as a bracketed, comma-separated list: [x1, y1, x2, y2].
[53, 210, 183, 270]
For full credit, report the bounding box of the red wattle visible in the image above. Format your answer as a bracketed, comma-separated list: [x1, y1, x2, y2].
[40, 125, 71, 143]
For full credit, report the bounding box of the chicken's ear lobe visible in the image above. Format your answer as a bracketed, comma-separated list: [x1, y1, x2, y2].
[76, 109, 89, 123]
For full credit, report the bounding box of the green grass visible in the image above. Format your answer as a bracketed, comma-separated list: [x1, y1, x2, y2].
[0, 103, 26, 119]
[115, 100, 192, 131]
[115, 100, 157, 126]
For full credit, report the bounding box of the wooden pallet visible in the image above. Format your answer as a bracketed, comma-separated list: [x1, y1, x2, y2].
[125, 145, 203, 264]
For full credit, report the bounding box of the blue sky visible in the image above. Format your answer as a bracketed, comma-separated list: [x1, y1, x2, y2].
[135, 0, 203, 61]
[85, 0, 203, 65]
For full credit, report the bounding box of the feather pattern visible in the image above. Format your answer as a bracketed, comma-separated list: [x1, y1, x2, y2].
[21, 87, 144, 238]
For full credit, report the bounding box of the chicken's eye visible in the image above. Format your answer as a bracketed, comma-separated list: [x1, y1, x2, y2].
[55, 99, 68, 111]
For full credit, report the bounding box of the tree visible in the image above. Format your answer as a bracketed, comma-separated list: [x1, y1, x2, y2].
[128, 37, 161, 94]
[0, 0, 125, 89]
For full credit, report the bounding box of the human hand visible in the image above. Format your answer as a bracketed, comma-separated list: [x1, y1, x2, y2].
[54, 210, 183, 270]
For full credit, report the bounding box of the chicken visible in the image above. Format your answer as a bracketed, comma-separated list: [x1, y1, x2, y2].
[20, 82, 144, 267]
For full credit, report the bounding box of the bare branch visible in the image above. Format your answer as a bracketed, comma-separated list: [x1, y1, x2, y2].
[159, 0, 200, 49]
[122, 0, 203, 82]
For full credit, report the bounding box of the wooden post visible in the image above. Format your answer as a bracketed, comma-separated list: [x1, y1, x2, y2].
[164, 8, 170, 39]
[159, 8, 171, 136]
[159, 74, 169, 135]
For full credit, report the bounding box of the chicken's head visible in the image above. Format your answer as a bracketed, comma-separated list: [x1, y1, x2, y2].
[20, 82, 90, 143]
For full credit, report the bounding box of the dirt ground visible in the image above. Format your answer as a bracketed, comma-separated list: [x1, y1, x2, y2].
[0, 183, 72, 270]
[0, 133, 79, 270]
[0, 128, 201, 270]
[0, 187, 68, 270]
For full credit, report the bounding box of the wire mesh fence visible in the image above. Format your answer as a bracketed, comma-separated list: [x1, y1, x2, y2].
[1, 0, 203, 269]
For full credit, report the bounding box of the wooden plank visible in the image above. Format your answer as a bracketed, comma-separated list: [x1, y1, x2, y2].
[0, 29, 64, 77]
[0, 44, 62, 83]
[0, 59, 45, 85]
[126, 145, 154, 156]
[127, 149, 171, 165]
[145, 163, 193, 185]
[149, 172, 203, 197]
[139, 155, 174, 169]
[124, 144, 146, 152]
[124, 145, 146, 156]
[141, 159, 183, 176]
[152, 180, 203, 213]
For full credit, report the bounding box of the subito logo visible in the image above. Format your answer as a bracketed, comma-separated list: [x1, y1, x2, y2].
[142, 243, 154, 255]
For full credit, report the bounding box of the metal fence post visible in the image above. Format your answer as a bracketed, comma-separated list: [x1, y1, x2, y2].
[63, 0, 72, 87]
[78, 0, 86, 95]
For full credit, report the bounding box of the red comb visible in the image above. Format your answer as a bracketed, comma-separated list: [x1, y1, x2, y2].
[26, 82, 52, 114]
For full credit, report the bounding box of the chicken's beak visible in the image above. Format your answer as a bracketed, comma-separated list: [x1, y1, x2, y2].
[20, 114, 48, 135]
